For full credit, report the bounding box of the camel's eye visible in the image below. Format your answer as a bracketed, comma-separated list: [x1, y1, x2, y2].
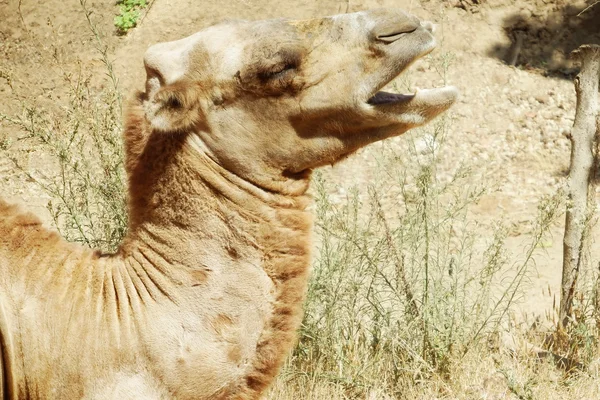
[259, 62, 298, 82]
[238, 47, 304, 95]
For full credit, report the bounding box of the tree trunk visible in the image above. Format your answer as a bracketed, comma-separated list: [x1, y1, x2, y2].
[560, 45, 600, 330]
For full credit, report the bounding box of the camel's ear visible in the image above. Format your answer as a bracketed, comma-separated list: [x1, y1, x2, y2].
[143, 38, 204, 133]
[145, 81, 203, 133]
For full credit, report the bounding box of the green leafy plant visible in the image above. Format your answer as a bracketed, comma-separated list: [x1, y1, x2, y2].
[114, 0, 148, 35]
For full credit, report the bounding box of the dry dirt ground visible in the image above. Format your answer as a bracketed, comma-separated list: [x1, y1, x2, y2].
[1, 0, 600, 364]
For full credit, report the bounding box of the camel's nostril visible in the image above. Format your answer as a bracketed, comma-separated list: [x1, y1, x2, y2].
[375, 26, 418, 43]
[373, 17, 419, 43]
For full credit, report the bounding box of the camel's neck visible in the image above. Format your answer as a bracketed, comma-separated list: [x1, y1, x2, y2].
[118, 100, 314, 396]
[120, 110, 313, 271]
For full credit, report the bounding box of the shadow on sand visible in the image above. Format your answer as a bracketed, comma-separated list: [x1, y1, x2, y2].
[487, 1, 600, 79]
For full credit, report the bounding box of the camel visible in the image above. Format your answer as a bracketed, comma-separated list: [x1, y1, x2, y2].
[0, 8, 457, 400]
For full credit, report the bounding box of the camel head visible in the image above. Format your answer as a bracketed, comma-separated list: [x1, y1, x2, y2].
[142, 9, 458, 193]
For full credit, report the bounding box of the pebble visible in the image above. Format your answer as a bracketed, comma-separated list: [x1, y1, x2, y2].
[534, 94, 549, 104]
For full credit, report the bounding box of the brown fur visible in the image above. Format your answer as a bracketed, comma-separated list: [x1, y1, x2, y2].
[0, 97, 313, 398]
[0, 9, 456, 399]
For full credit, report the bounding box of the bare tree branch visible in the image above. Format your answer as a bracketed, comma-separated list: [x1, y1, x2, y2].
[560, 45, 600, 329]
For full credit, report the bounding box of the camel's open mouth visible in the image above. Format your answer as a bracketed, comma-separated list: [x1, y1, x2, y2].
[365, 60, 458, 108]
[366, 86, 458, 109]
[365, 38, 457, 111]
[367, 91, 415, 105]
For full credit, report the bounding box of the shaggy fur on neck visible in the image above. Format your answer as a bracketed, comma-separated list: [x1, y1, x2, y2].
[0, 95, 313, 399]
[122, 94, 315, 398]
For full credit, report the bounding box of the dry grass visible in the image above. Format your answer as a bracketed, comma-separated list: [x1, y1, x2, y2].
[0, 0, 126, 251]
[265, 111, 600, 398]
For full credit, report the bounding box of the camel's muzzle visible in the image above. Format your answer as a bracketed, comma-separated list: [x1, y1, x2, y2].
[365, 12, 457, 120]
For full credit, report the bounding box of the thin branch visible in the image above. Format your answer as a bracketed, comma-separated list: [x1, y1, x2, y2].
[577, 1, 600, 17]
[17, 0, 28, 31]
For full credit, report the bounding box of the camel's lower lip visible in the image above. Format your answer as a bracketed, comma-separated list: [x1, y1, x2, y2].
[367, 86, 458, 109]
[367, 91, 415, 105]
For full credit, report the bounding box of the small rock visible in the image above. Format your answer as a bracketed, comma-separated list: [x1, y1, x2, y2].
[568, 18, 580, 29]
[519, 9, 532, 20]
[534, 94, 549, 104]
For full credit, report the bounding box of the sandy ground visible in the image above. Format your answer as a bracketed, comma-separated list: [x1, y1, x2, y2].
[1, 0, 600, 331]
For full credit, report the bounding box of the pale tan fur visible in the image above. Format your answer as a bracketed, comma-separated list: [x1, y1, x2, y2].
[0, 9, 456, 399]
